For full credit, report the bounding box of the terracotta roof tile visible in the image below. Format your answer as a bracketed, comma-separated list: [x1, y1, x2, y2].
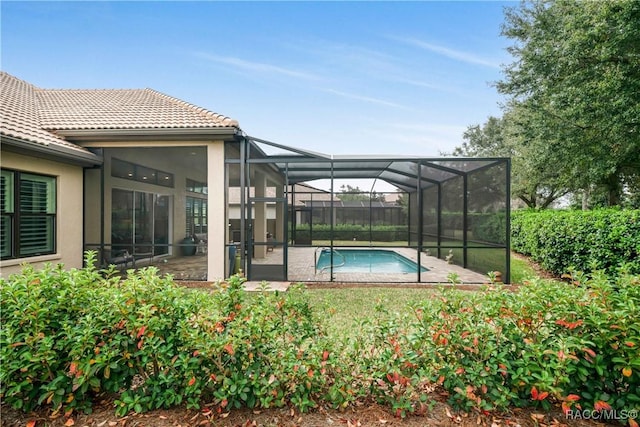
[37, 87, 239, 130]
[0, 72, 89, 153]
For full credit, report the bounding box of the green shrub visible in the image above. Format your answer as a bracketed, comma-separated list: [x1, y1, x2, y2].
[511, 209, 640, 275]
[343, 272, 639, 418]
[2, 255, 638, 423]
[295, 224, 408, 242]
[0, 252, 330, 416]
[469, 213, 506, 244]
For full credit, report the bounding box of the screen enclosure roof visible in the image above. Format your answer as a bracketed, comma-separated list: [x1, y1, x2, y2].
[244, 136, 508, 192]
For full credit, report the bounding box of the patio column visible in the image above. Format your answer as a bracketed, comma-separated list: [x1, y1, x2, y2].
[207, 142, 226, 281]
[254, 172, 267, 259]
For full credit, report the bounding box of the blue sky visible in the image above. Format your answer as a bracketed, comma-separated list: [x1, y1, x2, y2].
[2, 1, 512, 160]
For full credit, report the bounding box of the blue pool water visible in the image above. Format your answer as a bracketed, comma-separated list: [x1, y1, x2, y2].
[316, 249, 428, 273]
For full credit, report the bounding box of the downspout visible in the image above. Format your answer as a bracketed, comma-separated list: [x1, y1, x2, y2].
[100, 160, 105, 262]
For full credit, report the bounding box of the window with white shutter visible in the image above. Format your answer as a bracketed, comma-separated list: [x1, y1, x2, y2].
[1, 170, 14, 258]
[1, 169, 56, 259]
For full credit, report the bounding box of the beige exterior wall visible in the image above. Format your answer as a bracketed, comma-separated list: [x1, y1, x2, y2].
[1, 151, 85, 277]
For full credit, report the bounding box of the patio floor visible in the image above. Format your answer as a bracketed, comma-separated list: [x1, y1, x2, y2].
[141, 246, 489, 285]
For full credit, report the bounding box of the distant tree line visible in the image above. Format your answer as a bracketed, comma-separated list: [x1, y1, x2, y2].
[337, 184, 386, 202]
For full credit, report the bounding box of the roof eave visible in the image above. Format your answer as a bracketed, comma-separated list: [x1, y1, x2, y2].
[1, 135, 103, 167]
[56, 127, 242, 143]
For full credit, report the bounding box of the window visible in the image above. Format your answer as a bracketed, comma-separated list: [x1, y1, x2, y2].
[186, 196, 207, 236]
[1, 169, 56, 259]
[111, 158, 174, 188]
[186, 179, 208, 236]
[111, 189, 170, 257]
[186, 179, 207, 194]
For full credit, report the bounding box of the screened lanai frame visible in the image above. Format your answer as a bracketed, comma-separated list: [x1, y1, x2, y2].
[225, 136, 511, 284]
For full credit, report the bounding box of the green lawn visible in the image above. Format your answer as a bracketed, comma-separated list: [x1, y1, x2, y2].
[510, 253, 540, 283]
[305, 287, 436, 339]
[302, 252, 548, 340]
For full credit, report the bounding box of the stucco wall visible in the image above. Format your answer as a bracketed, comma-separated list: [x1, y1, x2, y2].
[0, 151, 85, 277]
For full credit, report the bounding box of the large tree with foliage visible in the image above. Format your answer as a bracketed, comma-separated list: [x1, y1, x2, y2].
[496, 0, 640, 206]
[454, 115, 570, 208]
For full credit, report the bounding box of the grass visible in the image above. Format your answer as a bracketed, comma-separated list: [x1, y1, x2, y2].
[305, 287, 437, 339]
[510, 253, 540, 283]
[204, 251, 548, 340]
[303, 252, 550, 340]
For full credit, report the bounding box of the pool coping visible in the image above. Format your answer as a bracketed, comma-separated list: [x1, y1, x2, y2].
[315, 247, 429, 274]
[283, 246, 490, 284]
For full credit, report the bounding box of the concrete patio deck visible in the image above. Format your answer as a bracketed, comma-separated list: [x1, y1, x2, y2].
[143, 245, 490, 286]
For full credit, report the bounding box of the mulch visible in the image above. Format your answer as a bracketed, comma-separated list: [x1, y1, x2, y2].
[1, 399, 609, 427]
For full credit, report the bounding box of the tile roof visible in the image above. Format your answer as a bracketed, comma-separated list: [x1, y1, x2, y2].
[1, 71, 240, 153]
[37, 88, 239, 130]
[0, 72, 88, 153]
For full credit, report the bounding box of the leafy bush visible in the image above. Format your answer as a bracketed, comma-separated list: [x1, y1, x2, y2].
[0, 252, 329, 416]
[469, 213, 506, 244]
[2, 255, 638, 425]
[511, 209, 640, 275]
[342, 272, 640, 419]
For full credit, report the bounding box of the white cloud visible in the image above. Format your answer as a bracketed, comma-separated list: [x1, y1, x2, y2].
[193, 51, 322, 81]
[322, 88, 409, 109]
[390, 36, 501, 69]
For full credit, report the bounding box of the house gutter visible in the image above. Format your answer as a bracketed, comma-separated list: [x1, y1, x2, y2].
[1, 135, 103, 167]
[56, 127, 241, 143]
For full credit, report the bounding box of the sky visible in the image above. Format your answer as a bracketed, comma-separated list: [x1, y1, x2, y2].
[1, 1, 513, 188]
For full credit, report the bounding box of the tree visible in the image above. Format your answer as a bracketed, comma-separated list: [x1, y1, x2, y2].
[453, 114, 569, 208]
[497, 0, 640, 206]
[337, 184, 386, 202]
[453, 116, 507, 158]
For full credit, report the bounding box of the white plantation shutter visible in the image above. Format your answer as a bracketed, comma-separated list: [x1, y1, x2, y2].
[186, 197, 194, 235]
[1, 170, 14, 258]
[18, 174, 56, 256]
[186, 197, 207, 235]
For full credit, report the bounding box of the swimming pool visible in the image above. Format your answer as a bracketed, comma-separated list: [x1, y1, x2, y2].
[316, 249, 428, 274]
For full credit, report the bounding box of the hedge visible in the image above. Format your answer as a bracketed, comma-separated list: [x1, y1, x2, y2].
[295, 224, 408, 242]
[511, 209, 640, 275]
[0, 253, 329, 416]
[294, 214, 507, 245]
[2, 256, 639, 421]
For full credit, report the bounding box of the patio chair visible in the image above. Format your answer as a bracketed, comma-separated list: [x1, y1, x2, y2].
[102, 248, 135, 270]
